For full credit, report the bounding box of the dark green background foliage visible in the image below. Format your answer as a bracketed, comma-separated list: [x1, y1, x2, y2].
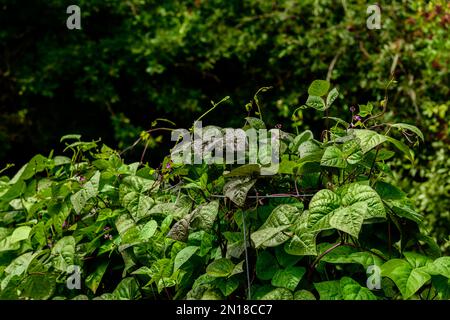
[0, 87, 448, 300]
[0, 0, 449, 300]
[1, 1, 448, 157]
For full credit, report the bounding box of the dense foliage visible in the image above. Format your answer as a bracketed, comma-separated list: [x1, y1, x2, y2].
[1, 1, 448, 153]
[1, 1, 448, 252]
[1, 81, 448, 300]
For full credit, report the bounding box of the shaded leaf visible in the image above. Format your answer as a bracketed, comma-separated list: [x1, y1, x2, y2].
[174, 246, 199, 271]
[294, 290, 316, 300]
[85, 262, 109, 294]
[306, 95, 326, 111]
[271, 266, 306, 291]
[206, 258, 235, 278]
[223, 177, 256, 206]
[256, 251, 279, 280]
[326, 88, 339, 107]
[321, 146, 347, 168]
[260, 287, 293, 300]
[112, 277, 141, 300]
[308, 80, 330, 96]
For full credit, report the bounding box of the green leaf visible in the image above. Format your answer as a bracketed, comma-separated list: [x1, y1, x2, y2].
[60, 134, 81, 142]
[390, 123, 424, 141]
[120, 175, 156, 194]
[174, 246, 199, 272]
[190, 201, 219, 231]
[416, 235, 441, 259]
[290, 131, 313, 152]
[318, 243, 384, 269]
[19, 274, 56, 300]
[245, 117, 266, 129]
[230, 260, 244, 277]
[308, 183, 385, 237]
[216, 276, 239, 296]
[112, 277, 141, 300]
[224, 164, 261, 177]
[12, 154, 48, 182]
[298, 140, 322, 158]
[306, 95, 326, 111]
[10, 226, 31, 243]
[314, 280, 342, 300]
[404, 252, 432, 268]
[71, 171, 101, 214]
[278, 159, 299, 175]
[275, 246, 302, 267]
[381, 259, 431, 299]
[251, 204, 302, 248]
[419, 257, 450, 278]
[326, 88, 339, 107]
[71, 295, 89, 300]
[140, 220, 158, 240]
[432, 276, 450, 300]
[251, 225, 291, 249]
[321, 146, 347, 168]
[390, 202, 423, 225]
[308, 189, 340, 231]
[374, 181, 406, 200]
[0, 180, 26, 203]
[308, 80, 330, 96]
[340, 183, 386, 220]
[119, 176, 158, 222]
[271, 266, 306, 291]
[358, 103, 373, 117]
[384, 136, 414, 162]
[284, 232, 317, 256]
[346, 151, 363, 164]
[256, 251, 279, 280]
[329, 203, 367, 238]
[351, 129, 387, 154]
[376, 149, 395, 160]
[200, 289, 224, 300]
[167, 213, 192, 242]
[340, 277, 377, 300]
[120, 225, 141, 248]
[51, 236, 76, 272]
[223, 177, 256, 207]
[327, 117, 349, 127]
[2, 252, 35, 289]
[93, 293, 116, 300]
[294, 290, 316, 300]
[149, 195, 192, 220]
[260, 287, 293, 300]
[115, 213, 135, 236]
[85, 261, 109, 294]
[121, 192, 154, 222]
[206, 258, 235, 278]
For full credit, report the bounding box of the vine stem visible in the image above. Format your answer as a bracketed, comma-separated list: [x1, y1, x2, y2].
[363, 76, 395, 125]
[210, 193, 315, 199]
[307, 242, 343, 283]
[368, 147, 380, 180]
[311, 242, 343, 270]
[195, 96, 230, 123]
[241, 210, 252, 300]
[120, 127, 174, 156]
[307, 241, 388, 282]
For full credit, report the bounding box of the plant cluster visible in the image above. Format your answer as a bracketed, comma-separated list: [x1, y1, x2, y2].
[0, 81, 448, 300]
